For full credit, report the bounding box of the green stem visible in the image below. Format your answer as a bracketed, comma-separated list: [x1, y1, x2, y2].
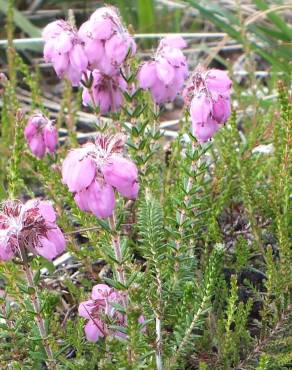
[19, 247, 57, 370]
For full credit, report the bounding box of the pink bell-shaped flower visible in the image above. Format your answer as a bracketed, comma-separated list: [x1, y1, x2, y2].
[74, 180, 115, 219]
[212, 96, 231, 124]
[82, 70, 127, 114]
[190, 94, 212, 126]
[62, 146, 96, 192]
[25, 112, 58, 158]
[204, 69, 232, 97]
[28, 134, 46, 158]
[38, 227, 66, 261]
[102, 155, 139, 200]
[43, 123, 58, 153]
[192, 118, 220, 143]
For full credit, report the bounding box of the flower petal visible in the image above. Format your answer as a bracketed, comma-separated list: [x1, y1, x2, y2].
[62, 151, 96, 192]
[78, 300, 93, 319]
[84, 320, 104, 342]
[38, 201, 56, 222]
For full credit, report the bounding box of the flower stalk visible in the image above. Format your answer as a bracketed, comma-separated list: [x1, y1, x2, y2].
[19, 246, 57, 370]
[173, 140, 197, 283]
[155, 313, 163, 370]
[108, 212, 128, 308]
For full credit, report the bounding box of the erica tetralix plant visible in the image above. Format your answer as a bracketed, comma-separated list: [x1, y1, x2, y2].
[0, 199, 66, 262]
[82, 70, 127, 113]
[184, 67, 232, 142]
[42, 20, 88, 86]
[24, 112, 58, 158]
[62, 133, 139, 219]
[138, 35, 188, 104]
[78, 6, 136, 75]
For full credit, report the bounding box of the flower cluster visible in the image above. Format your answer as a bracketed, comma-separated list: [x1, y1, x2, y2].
[138, 35, 188, 104]
[184, 67, 232, 142]
[43, 6, 135, 113]
[82, 70, 127, 114]
[78, 6, 136, 76]
[0, 199, 66, 262]
[79, 284, 144, 342]
[62, 134, 139, 219]
[24, 112, 58, 158]
[43, 20, 88, 86]
[78, 284, 126, 342]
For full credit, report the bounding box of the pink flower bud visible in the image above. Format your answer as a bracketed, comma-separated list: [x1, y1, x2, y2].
[118, 181, 140, 200]
[83, 38, 103, 67]
[37, 201, 57, 222]
[156, 56, 175, 85]
[105, 34, 129, 65]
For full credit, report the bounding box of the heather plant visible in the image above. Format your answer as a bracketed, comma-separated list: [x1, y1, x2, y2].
[0, 3, 291, 370]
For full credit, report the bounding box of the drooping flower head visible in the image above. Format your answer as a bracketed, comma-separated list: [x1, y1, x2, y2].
[43, 20, 88, 86]
[0, 199, 66, 262]
[24, 112, 58, 158]
[62, 134, 139, 219]
[82, 70, 127, 114]
[79, 6, 136, 76]
[183, 66, 232, 142]
[78, 284, 125, 342]
[78, 284, 144, 342]
[138, 35, 188, 104]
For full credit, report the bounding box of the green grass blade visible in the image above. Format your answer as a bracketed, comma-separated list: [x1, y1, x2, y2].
[186, 1, 243, 41]
[137, 0, 155, 32]
[0, 0, 41, 37]
[253, 0, 292, 38]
